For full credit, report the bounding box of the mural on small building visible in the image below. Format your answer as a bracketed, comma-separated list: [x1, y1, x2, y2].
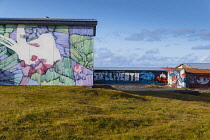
[166, 67, 210, 88]
[186, 74, 210, 88]
[167, 69, 186, 88]
[94, 70, 167, 83]
[0, 24, 94, 86]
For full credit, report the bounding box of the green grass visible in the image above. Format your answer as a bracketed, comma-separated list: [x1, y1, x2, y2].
[1, 86, 210, 139]
[141, 84, 164, 88]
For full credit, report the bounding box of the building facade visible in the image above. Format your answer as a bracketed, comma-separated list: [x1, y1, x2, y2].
[94, 67, 167, 84]
[0, 17, 97, 86]
[176, 63, 210, 69]
[166, 68, 210, 88]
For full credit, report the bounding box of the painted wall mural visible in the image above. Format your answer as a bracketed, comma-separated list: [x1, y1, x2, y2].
[0, 24, 94, 86]
[166, 68, 210, 88]
[167, 69, 186, 88]
[186, 74, 210, 88]
[94, 70, 167, 84]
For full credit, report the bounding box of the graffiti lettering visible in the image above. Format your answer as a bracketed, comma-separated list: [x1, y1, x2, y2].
[94, 71, 167, 83]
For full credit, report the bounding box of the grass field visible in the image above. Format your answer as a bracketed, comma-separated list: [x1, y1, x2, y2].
[1, 85, 210, 140]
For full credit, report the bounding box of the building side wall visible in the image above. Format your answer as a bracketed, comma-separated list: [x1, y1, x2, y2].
[94, 70, 167, 84]
[0, 24, 94, 86]
[186, 74, 210, 88]
[168, 69, 186, 88]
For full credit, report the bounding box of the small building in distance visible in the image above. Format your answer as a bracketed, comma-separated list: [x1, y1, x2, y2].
[176, 63, 210, 69]
[0, 17, 97, 86]
[166, 63, 210, 88]
[94, 67, 167, 84]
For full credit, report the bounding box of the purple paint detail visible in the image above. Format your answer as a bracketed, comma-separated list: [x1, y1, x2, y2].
[25, 26, 50, 42]
[26, 79, 38, 85]
[25, 29, 33, 34]
[64, 48, 70, 57]
[6, 63, 24, 75]
[12, 70, 23, 74]
[3, 71, 13, 76]
[69, 26, 94, 36]
[53, 32, 70, 57]
[33, 26, 49, 36]
[0, 71, 14, 78]
[53, 32, 69, 46]
[71, 59, 93, 86]
[25, 29, 37, 42]
[55, 44, 67, 57]
[40, 26, 49, 34]
[9, 63, 24, 70]
[0, 73, 5, 78]
[0, 54, 8, 61]
[10, 30, 17, 42]
[0, 82, 13, 85]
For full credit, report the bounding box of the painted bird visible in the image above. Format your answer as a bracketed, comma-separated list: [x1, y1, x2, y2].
[0, 24, 61, 85]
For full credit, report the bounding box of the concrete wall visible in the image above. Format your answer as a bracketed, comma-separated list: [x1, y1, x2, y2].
[94, 70, 167, 84]
[0, 24, 94, 86]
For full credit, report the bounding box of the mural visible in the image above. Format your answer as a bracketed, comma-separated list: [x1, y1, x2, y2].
[167, 69, 186, 88]
[0, 24, 94, 86]
[186, 74, 210, 88]
[94, 70, 167, 84]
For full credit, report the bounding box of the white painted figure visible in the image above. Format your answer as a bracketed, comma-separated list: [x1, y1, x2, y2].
[0, 24, 61, 85]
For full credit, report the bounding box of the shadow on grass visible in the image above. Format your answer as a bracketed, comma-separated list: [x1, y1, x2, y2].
[93, 84, 210, 103]
[92, 84, 148, 101]
[92, 84, 116, 90]
[123, 90, 210, 103]
[94, 84, 210, 103]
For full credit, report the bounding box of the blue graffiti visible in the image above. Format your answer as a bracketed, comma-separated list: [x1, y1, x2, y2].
[169, 70, 179, 76]
[170, 70, 185, 83]
[140, 71, 155, 83]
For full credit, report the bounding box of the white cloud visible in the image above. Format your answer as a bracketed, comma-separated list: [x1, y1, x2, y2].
[200, 55, 210, 63]
[94, 48, 135, 67]
[94, 47, 201, 67]
[134, 53, 200, 67]
[104, 57, 112, 61]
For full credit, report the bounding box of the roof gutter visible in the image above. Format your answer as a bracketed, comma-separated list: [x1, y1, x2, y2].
[0, 17, 98, 35]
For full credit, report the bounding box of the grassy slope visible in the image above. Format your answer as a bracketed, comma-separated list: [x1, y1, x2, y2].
[0, 86, 210, 140]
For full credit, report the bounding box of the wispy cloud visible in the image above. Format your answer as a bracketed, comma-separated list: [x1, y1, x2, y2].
[94, 48, 201, 67]
[191, 45, 210, 50]
[134, 48, 144, 51]
[94, 48, 134, 67]
[125, 28, 210, 42]
[193, 30, 210, 40]
[125, 29, 167, 41]
[172, 29, 196, 37]
[135, 53, 199, 67]
[145, 48, 160, 54]
[200, 55, 210, 62]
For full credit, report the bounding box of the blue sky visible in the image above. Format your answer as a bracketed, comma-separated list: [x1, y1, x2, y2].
[1, 0, 210, 67]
